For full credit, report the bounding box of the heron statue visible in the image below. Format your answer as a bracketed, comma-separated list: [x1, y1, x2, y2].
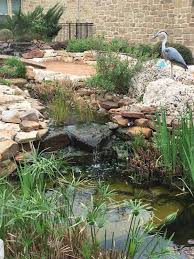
[152, 31, 188, 79]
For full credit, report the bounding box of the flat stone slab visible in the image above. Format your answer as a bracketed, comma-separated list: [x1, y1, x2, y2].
[66, 123, 112, 151]
[0, 139, 19, 160]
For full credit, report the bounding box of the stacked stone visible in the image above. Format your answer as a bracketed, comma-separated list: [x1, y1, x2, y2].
[0, 84, 48, 176]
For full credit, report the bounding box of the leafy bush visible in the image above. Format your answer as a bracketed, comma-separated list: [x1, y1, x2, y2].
[0, 29, 13, 41]
[152, 42, 193, 65]
[66, 37, 153, 60]
[127, 43, 154, 59]
[86, 52, 142, 94]
[1, 4, 63, 41]
[0, 57, 26, 78]
[109, 38, 129, 52]
[66, 36, 109, 52]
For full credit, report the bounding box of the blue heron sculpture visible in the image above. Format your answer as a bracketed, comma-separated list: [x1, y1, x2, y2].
[153, 31, 188, 78]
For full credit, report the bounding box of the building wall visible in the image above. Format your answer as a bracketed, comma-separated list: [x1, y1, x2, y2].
[22, 0, 194, 52]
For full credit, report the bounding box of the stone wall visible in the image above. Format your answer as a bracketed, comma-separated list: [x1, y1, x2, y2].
[22, 0, 194, 53]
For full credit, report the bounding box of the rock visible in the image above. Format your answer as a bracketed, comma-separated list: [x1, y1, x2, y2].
[39, 121, 47, 129]
[26, 66, 35, 80]
[9, 78, 27, 88]
[0, 159, 17, 176]
[140, 106, 157, 115]
[99, 101, 119, 110]
[112, 115, 129, 126]
[66, 124, 112, 151]
[37, 128, 49, 139]
[132, 60, 194, 99]
[83, 50, 97, 61]
[115, 128, 131, 140]
[134, 118, 154, 129]
[15, 131, 38, 143]
[20, 120, 40, 132]
[108, 107, 125, 115]
[43, 49, 57, 58]
[0, 121, 20, 132]
[22, 49, 44, 59]
[107, 122, 119, 130]
[118, 98, 132, 107]
[0, 140, 19, 160]
[20, 110, 39, 122]
[121, 111, 144, 119]
[0, 93, 24, 105]
[2, 110, 21, 123]
[143, 78, 194, 116]
[0, 129, 17, 141]
[0, 239, 4, 259]
[15, 151, 32, 162]
[127, 126, 152, 139]
[40, 130, 70, 151]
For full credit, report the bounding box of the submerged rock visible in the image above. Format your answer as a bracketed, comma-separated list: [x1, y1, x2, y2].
[66, 123, 112, 151]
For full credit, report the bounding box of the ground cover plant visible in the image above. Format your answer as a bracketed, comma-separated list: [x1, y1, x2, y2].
[0, 150, 178, 258]
[0, 57, 26, 79]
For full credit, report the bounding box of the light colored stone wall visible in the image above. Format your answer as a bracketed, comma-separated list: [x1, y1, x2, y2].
[22, 0, 194, 53]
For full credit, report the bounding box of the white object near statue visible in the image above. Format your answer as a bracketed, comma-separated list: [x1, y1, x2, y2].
[0, 239, 4, 259]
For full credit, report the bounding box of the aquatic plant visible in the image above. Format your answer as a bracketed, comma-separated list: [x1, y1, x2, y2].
[0, 152, 177, 258]
[155, 111, 194, 189]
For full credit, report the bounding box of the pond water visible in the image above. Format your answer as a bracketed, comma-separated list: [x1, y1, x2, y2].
[70, 161, 193, 250]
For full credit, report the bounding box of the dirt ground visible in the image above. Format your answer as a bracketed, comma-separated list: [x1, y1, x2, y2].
[43, 61, 96, 76]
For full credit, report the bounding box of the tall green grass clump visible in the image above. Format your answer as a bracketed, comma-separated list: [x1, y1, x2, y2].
[0, 57, 26, 78]
[155, 111, 194, 188]
[86, 52, 142, 94]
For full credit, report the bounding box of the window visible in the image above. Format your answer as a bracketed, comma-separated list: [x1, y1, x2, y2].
[0, 0, 21, 16]
[0, 0, 8, 15]
[11, 0, 21, 13]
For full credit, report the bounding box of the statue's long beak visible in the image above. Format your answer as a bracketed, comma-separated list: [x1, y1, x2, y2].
[150, 35, 157, 42]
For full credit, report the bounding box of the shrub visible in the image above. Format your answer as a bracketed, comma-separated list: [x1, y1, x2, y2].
[0, 57, 26, 78]
[0, 29, 13, 41]
[1, 4, 63, 41]
[127, 43, 154, 59]
[66, 36, 109, 52]
[152, 42, 193, 65]
[86, 52, 142, 94]
[109, 38, 129, 52]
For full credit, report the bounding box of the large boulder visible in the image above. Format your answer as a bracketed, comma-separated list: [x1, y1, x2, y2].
[132, 60, 194, 98]
[40, 130, 70, 151]
[143, 78, 194, 116]
[66, 124, 112, 151]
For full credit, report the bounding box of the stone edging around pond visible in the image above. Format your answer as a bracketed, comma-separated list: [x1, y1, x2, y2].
[0, 84, 48, 175]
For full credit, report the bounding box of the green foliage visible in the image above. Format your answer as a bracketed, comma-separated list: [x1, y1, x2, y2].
[0, 78, 11, 86]
[66, 36, 109, 52]
[0, 29, 13, 41]
[86, 52, 142, 94]
[1, 4, 63, 41]
[152, 42, 193, 65]
[66, 37, 154, 60]
[127, 43, 154, 59]
[155, 111, 194, 189]
[49, 87, 73, 125]
[0, 57, 26, 78]
[131, 134, 148, 153]
[46, 82, 94, 125]
[109, 38, 129, 52]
